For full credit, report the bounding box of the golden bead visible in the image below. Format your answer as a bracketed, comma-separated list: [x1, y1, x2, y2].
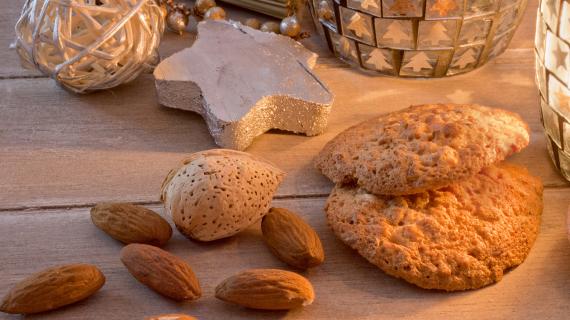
[204, 6, 226, 20]
[260, 21, 280, 34]
[195, 0, 216, 15]
[280, 15, 300, 37]
[166, 8, 188, 35]
[244, 18, 261, 30]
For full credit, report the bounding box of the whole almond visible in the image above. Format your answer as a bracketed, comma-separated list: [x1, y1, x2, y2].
[120, 244, 201, 300]
[160, 149, 286, 241]
[262, 207, 324, 269]
[0, 264, 105, 314]
[91, 202, 172, 246]
[142, 315, 197, 320]
[214, 269, 314, 310]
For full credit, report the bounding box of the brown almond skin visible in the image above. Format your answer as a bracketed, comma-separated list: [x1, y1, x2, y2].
[91, 202, 173, 246]
[120, 244, 201, 300]
[262, 207, 324, 269]
[0, 264, 105, 314]
[142, 315, 197, 320]
[214, 269, 315, 310]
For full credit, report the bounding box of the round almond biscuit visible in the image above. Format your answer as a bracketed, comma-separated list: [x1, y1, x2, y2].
[325, 161, 543, 291]
[315, 104, 530, 195]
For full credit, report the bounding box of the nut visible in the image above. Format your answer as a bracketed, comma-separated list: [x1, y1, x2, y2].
[160, 149, 286, 241]
[262, 207, 324, 269]
[214, 269, 314, 310]
[120, 244, 201, 300]
[91, 202, 173, 246]
[0, 264, 105, 314]
[142, 315, 198, 320]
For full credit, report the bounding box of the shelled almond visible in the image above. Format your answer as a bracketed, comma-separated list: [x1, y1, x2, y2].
[261, 207, 324, 269]
[214, 269, 315, 310]
[120, 244, 201, 300]
[91, 202, 172, 246]
[0, 264, 105, 314]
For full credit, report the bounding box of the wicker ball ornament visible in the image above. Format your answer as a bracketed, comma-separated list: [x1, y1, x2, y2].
[13, 0, 164, 93]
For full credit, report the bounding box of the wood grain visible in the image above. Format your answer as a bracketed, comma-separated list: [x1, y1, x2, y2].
[0, 191, 568, 320]
[1, 61, 566, 209]
[0, 0, 555, 210]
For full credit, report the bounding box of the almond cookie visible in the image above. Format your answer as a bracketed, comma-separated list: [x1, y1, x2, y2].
[325, 161, 543, 291]
[315, 104, 530, 195]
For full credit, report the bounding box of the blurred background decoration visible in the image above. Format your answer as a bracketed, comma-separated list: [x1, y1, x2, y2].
[536, 0, 570, 181]
[307, 0, 529, 77]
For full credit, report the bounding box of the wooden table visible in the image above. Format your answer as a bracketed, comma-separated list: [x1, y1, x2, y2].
[2, 0, 569, 319]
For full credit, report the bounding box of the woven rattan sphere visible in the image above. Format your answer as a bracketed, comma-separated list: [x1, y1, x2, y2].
[13, 0, 164, 93]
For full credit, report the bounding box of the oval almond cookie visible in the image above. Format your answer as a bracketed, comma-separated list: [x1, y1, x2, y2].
[325, 161, 543, 291]
[315, 104, 530, 195]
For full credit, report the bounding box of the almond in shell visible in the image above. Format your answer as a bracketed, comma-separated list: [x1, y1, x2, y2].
[120, 243, 201, 300]
[160, 149, 286, 241]
[0, 264, 105, 314]
[214, 269, 314, 310]
[262, 207, 324, 269]
[91, 202, 172, 246]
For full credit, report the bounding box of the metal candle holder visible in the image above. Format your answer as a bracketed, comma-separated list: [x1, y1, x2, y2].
[308, 0, 529, 77]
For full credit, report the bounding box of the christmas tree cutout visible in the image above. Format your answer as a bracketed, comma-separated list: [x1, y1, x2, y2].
[460, 23, 484, 42]
[360, 0, 379, 9]
[430, 0, 458, 15]
[422, 22, 451, 46]
[452, 49, 477, 68]
[389, 0, 417, 14]
[383, 21, 411, 44]
[339, 37, 356, 58]
[403, 52, 433, 72]
[347, 13, 372, 37]
[490, 37, 507, 57]
[366, 49, 393, 70]
[500, 9, 517, 31]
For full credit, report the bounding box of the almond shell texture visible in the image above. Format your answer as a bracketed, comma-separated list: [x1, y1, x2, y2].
[160, 149, 286, 241]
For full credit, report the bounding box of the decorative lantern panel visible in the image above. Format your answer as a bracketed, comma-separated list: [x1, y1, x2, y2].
[310, 0, 529, 77]
[535, 0, 570, 179]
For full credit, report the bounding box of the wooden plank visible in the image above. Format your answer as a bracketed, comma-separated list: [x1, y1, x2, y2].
[1, 0, 560, 210]
[0, 190, 568, 319]
[1, 51, 567, 210]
